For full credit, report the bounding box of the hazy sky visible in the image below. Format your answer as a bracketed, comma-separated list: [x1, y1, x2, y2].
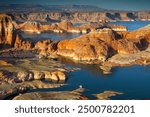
[0, 0, 150, 11]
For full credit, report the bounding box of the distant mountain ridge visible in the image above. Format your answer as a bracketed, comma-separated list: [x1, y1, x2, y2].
[0, 4, 108, 12]
[1, 4, 150, 22]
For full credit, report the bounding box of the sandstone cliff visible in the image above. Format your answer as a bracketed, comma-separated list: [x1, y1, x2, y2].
[9, 11, 150, 23]
[0, 14, 15, 46]
[16, 20, 105, 34]
[16, 20, 127, 35]
[0, 14, 34, 50]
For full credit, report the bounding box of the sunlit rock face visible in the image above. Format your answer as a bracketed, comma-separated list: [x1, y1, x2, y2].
[0, 14, 34, 50]
[111, 39, 139, 54]
[125, 24, 150, 42]
[56, 29, 114, 62]
[16, 21, 41, 34]
[0, 14, 15, 46]
[16, 19, 107, 35]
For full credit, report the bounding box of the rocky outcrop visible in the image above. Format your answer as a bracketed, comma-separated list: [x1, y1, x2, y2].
[57, 30, 112, 62]
[17, 20, 104, 34]
[0, 14, 34, 50]
[56, 28, 129, 62]
[34, 39, 58, 57]
[111, 39, 139, 54]
[14, 34, 34, 49]
[16, 21, 41, 34]
[0, 80, 63, 99]
[125, 24, 150, 42]
[93, 91, 123, 100]
[0, 57, 77, 99]
[13, 88, 87, 100]
[0, 57, 75, 84]
[103, 51, 150, 67]
[30, 70, 67, 81]
[0, 14, 15, 46]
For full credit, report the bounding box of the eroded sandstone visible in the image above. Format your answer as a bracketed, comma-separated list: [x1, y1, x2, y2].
[13, 88, 87, 100]
[93, 91, 123, 100]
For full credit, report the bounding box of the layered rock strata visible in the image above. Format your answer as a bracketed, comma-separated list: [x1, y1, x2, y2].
[9, 11, 150, 23]
[0, 14, 34, 50]
[0, 14, 15, 46]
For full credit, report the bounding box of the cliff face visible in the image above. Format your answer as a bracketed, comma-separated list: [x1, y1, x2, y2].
[0, 14, 15, 46]
[16, 20, 127, 34]
[0, 14, 33, 50]
[14, 34, 34, 50]
[9, 11, 150, 23]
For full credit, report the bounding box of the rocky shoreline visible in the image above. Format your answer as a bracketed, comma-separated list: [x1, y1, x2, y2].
[0, 13, 150, 99]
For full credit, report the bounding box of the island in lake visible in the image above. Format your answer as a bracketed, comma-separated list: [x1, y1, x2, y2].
[0, 4, 150, 100]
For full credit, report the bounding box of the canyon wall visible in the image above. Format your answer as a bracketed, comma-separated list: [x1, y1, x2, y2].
[8, 11, 150, 23]
[0, 14, 15, 46]
[0, 14, 33, 49]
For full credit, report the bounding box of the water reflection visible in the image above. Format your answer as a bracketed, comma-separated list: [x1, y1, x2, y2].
[59, 57, 119, 78]
[20, 31, 82, 43]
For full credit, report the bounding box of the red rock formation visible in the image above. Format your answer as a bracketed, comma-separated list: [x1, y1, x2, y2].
[125, 24, 150, 42]
[57, 30, 111, 62]
[14, 34, 34, 50]
[86, 28, 116, 43]
[35, 39, 59, 56]
[0, 14, 15, 46]
[17, 20, 105, 34]
[0, 14, 33, 50]
[111, 39, 139, 54]
[17, 21, 41, 34]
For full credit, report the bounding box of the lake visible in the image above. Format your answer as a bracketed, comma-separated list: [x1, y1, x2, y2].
[30, 21, 150, 99]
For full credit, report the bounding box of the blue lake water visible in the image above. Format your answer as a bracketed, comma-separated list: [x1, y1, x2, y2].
[109, 21, 150, 31]
[31, 21, 150, 100]
[21, 31, 81, 43]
